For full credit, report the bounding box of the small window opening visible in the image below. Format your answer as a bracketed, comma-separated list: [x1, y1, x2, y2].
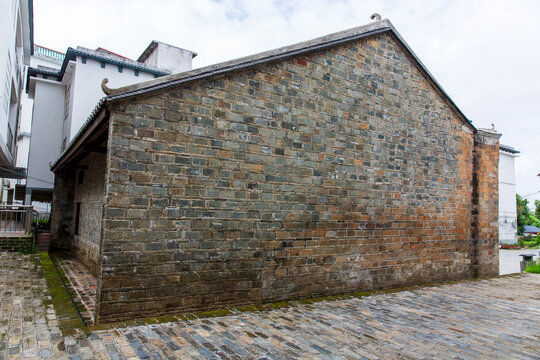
[74, 202, 81, 235]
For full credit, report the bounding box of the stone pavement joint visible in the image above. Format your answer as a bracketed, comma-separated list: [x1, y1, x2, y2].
[3, 251, 540, 359]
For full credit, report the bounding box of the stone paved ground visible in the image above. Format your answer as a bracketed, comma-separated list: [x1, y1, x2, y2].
[53, 253, 97, 326]
[0, 253, 66, 360]
[3, 251, 540, 359]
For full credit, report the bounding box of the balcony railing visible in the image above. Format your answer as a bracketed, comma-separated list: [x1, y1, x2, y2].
[0, 205, 38, 235]
[34, 45, 65, 62]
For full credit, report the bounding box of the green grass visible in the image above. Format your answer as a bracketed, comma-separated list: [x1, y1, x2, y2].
[525, 263, 540, 274]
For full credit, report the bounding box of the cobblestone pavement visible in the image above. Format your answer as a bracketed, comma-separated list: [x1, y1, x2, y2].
[0, 253, 66, 360]
[4, 252, 540, 359]
[53, 253, 97, 326]
[68, 275, 540, 359]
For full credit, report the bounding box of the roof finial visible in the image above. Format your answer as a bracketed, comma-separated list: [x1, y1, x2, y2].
[101, 78, 112, 95]
[370, 13, 382, 21]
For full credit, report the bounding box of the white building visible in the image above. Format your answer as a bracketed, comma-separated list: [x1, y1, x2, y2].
[17, 45, 64, 169]
[499, 144, 520, 244]
[0, 0, 32, 202]
[24, 42, 196, 204]
[8, 45, 64, 207]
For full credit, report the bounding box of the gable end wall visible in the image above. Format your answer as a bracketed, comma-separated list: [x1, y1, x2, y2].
[95, 33, 496, 323]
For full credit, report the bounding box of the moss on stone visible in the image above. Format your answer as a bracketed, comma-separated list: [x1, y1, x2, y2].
[193, 309, 233, 318]
[237, 305, 265, 313]
[265, 301, 291, 309]
[154, 316, 178, 323]
[39, 252, 85, 334]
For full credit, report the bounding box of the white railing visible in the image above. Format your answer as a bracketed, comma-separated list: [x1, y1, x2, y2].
[33, 45, 65, 62]
[0, 205, 38, 234]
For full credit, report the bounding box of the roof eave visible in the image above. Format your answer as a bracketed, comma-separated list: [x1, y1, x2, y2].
[50, 98, 108, 172]
[25, 66, 61, 94]
[54, 47, 169, 84]
[499, 144, 520, 154]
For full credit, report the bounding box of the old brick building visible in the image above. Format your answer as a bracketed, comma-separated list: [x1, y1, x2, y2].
[50, 19, 501, 323]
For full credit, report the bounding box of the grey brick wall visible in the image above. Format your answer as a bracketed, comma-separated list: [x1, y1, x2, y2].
[71, 153, 106, 273]
[68, 33, 497, 323]
[51, 168, 75, 251]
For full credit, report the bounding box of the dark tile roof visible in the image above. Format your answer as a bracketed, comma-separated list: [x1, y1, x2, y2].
[499, 144, 520, 154]
[26, 46, 170, 93]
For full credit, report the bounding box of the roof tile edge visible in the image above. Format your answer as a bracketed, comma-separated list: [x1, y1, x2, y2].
[105, 19, 393, 97]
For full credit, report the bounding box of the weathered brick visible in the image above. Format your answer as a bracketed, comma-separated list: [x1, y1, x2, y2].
[51, 31, 500, 324]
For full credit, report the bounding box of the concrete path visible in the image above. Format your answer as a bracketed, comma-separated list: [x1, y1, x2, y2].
[3, 252, 540, 359]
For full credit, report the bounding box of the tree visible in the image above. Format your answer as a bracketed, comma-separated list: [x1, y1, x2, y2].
[530, 214, 540, 228]
[535, 200, 540, 219]
[517, 194, 532, 236]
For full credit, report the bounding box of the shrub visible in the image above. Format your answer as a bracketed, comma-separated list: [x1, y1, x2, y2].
[32, 218, 50, 225]
[18, 240, 38, 254]
[519, 235, 540, 249]
[525, 263, 540, 274]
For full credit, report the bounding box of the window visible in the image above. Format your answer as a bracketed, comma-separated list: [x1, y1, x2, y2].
[74, 202, 81, 235]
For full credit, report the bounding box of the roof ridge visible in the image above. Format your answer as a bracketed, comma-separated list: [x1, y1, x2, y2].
[105, 19, 394, 97]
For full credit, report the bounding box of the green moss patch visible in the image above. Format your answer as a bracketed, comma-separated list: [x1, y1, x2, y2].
[236, 305, 265, 313]
[39, 252, 85, 335]
[193, 309, 234, 318]
[265, 301, 291, 310]
[154, 315, 178, 323]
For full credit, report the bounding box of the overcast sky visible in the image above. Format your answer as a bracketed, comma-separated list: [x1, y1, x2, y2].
[34, 0, 540, 207]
